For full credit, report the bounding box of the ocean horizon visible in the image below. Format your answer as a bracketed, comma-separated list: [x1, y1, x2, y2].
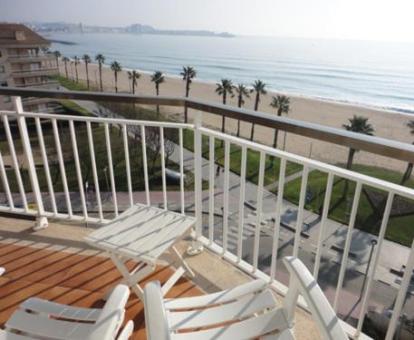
[48, 32, 414, 114]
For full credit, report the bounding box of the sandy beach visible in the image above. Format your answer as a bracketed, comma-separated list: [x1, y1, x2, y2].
[61, 62, 413, 173]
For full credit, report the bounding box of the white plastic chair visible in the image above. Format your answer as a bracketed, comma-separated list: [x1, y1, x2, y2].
[144, 256, 348, 340]
[0, 284, 134, 340]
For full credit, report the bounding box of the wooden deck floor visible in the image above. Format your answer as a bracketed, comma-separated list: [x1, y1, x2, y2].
[0, 242, 202, 339]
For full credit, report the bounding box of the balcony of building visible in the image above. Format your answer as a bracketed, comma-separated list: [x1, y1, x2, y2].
[7, 53, 55, 64]
[0, 87, 413, 339]
[11, 67, 59, 78]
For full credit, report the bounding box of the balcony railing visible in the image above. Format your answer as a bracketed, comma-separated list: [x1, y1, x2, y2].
[7, 54, 55, 63]
[0, 88, 413, 339]
[11, 68, 59, 78]
[15, 81, 59, 88]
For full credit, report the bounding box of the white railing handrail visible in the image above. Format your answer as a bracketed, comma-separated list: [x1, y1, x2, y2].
[199, 127, 414, 200]
[3, 108, 413, 200]
[0, 110, 193, 129]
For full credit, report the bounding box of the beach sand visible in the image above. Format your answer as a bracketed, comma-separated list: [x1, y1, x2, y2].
[61, 62, 413, 173]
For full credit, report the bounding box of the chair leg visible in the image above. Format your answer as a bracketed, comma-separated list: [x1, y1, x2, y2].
[109, 253, 154, 300]
[172, 246, 195, 278]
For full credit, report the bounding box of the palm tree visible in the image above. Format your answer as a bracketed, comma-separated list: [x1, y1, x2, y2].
[151, 71, 165, 113]
[127, 70, 141, 94]
[342, 115, 375, 170]
[53, 50, 61, 73]
[62, 56, 69, 78]
[215, 79, 234, 133]
[270, 95, 290, 148]
[95, 54, 105, 91]
[180, 66, 197, 122]
[110, 61, 122, 93]
[234, 84, 250, 137]
[401, 120, 414, 185]
[250, 80, 267, 140]
[73, 56, 80, 83]
[82, 54, 91, 89]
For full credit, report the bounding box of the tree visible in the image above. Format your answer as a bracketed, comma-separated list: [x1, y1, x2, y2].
[53, 50, 61, 72]
[181, 66, 196, 122]
[62, 56, 69, 78]
[146, 127, 162, 171]
[82, 54, 91, 89]
[401, 120, 414, 185]
[270, 95, 290, 148]
[110, 61, 122, 93]
[73, 56, 80, 83]
[343, 115, 375, 170]
[127, 70, 141, 94]
[164, 139, 175, 167]
[250, 80, 267, 140]
[234, 84, 250, 137]
[95, 54, 105, 91]
[215, 79, 234, 133]
[151, 71, 165, 114]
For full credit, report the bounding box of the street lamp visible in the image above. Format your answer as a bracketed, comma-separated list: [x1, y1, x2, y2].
[103, 166, 110, 201]
[360, 239, 378, 299]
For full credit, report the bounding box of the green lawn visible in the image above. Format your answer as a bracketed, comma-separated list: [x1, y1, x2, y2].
[284, 164, 414, 247]
[182, 129, 302, 185]
[53, 75, 90, 91]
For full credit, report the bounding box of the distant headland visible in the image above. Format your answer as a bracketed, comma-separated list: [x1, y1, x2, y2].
[26, 22, 235, 38]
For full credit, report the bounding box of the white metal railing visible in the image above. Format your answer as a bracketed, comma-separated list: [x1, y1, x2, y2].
[0, 97, 413, 339]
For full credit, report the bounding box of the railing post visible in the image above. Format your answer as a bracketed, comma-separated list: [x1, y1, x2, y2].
[186, 110, 204, 256]
[12, 96, 48, 230]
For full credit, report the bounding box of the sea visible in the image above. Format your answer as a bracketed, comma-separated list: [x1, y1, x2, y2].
[47, 32, 414, 114]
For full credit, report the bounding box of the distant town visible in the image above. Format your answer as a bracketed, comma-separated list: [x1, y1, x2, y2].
[24, 21, 235, 38]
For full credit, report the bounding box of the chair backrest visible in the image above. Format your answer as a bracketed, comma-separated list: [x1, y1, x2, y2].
[282, 256, 348, 340]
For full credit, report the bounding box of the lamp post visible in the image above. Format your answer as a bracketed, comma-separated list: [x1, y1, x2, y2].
[103, 166, 110, 201]
[360, 239, 378, 299]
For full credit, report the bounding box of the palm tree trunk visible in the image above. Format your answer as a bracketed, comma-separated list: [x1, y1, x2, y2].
[273, 129, 278, 148]
[250, 123, 255, 141]
[75, 65, 78, 83]
[221, 92, 227, 134]
[156, 85, 160, 114]
[64, 63, 68, 78]
[85, 63, 89, 89]
[237, 95, 242, 137]
[56, 57, 59, 73]
[250, 93, 259, 141]
[346, 148, 356, 170]
[132, 80, 135, 94]
[254, 93, 259, 111]
[114, 72, 118, 93]
[343, 148, 356, 198]
[99, 63, 103, 91]
[184, 80, 190, 123]
[401, 162, 413, 185]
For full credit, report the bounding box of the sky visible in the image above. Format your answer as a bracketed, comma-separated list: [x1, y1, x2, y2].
[1, 0, 414, 42]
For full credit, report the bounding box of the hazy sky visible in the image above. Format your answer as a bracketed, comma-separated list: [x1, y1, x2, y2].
[1, 0, 414, 42]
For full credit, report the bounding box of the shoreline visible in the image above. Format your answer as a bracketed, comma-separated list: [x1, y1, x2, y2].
[60, 61, 414, 173]
[93, 63, 414, 117]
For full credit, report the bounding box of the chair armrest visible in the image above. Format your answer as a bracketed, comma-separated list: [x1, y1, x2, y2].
[283, 256, 348, 340]
[89, 284, 130, 340]
[117, 320, 134, 340]
[102, 284, 130, 314]
[143, 281, 171, 340]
